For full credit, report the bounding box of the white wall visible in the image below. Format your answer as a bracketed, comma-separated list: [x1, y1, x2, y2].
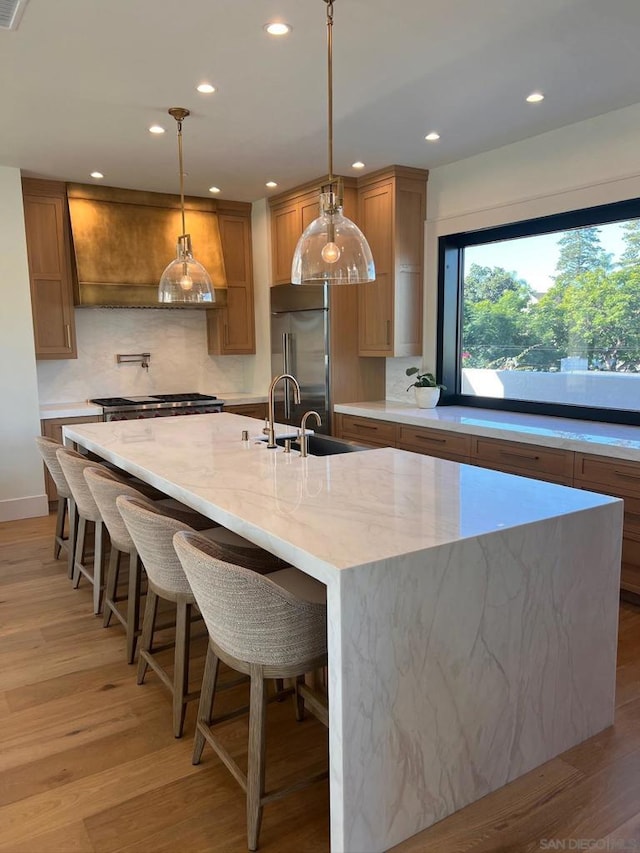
[0, 167, 48, 521]
[420, 101, 640, 376]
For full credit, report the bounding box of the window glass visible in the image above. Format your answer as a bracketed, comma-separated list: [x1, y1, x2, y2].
[439, 202, 640, 423]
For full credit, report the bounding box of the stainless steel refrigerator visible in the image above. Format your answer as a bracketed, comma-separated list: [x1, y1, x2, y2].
[270, 283, 330, 434]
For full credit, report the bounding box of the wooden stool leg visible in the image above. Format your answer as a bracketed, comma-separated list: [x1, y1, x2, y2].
[54, 497, 66, 559]
[126, 550, 141, 664]
[137, 589, 159, 685]
[71, 517, 86, 589]
[67, 498, 78, 579]
[247, 664, 267, 852]
[173, 599, 192, 738]
[295, 675, 305, 722]
[92, 520, 106, 616]
[192, 643, 220, 765]
[102, 547, 121, 627]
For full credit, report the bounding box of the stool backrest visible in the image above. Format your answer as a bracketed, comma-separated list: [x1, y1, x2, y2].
[84, 467, 149, 553]
[56, 447, 109, 522]
[116, 495, 193, 596]
[173, 530, 327, 667]
[35, 436, 72, 499]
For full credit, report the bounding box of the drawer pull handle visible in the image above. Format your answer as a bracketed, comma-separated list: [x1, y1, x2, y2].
[353, 423, 377, 431]
[500, 450, 540, 462]
[64, 324, 71, 349]
[415, 435, 446, 444]
[614, 470, 639, 480]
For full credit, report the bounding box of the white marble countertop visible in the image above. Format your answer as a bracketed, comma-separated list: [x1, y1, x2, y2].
[63, 412, 617, 582]
[39, 393, 268, 420]
[335, 400, 640, 461]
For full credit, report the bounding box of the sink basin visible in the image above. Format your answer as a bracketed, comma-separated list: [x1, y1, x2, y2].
[274, 434, 371, 456]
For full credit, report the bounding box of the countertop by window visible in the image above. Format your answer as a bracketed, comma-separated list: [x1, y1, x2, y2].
[334, 401, 640, 461]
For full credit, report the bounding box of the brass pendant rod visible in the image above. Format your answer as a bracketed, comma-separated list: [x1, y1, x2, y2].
[177, 120, 186, 238]
[325, 0, 334, 184]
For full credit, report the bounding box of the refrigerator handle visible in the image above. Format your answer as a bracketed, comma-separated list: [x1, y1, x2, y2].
[283, 332, 292, 419]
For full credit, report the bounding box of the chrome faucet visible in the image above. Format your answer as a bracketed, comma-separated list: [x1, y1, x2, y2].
[266, 373, 301, 449]
[299, 410, 321, 457]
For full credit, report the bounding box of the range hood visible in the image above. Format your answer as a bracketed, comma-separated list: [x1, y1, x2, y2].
[67, 183, 227, 308]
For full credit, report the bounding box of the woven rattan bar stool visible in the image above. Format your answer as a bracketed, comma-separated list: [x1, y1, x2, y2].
[84, 466, 220, 664]
[173, 529, 329, 852]
[35, 436, 77, 572]
[116, 495, 287, 738]
[56, 447, 114, 615]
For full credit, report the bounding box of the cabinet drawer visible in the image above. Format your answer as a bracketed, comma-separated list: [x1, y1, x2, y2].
[574, 453, 640, 497]
[471, 436, 574, 484]
[340, 415, 396, 447]
[224, 403, 267, 420]
[397, 426, 470, 461]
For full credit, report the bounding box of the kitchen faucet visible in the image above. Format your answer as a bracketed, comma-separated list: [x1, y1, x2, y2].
[299, 411, 322, 457]
[266, 373, 301, 449]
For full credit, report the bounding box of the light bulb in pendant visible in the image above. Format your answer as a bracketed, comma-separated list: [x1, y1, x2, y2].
[180, 273, 194, 291]
[321, 241, 341, 264]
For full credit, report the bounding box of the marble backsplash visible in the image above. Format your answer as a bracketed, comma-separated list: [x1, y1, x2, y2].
[385, 356, 427, 403]
[37, 308, 249, 403]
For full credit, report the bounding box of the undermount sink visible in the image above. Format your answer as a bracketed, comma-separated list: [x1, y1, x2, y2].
[274, 433, 371, 456]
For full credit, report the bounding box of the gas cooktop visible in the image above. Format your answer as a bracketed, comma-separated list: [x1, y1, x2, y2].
[90, 393, 218, 407]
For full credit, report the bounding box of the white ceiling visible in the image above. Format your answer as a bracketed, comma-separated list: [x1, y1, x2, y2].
[2, 0, 640, 203]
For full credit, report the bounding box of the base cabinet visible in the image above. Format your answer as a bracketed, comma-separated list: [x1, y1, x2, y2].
[41, 416, 101, 501]
[23, 179, 77, 360]
[224, 403, 267, 421]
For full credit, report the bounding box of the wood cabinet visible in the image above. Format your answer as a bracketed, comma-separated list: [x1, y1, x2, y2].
[575, 452, 640, 600]
[269, 182, 325, 286]
[357, 166, 427, 357]
[22, 179, 77, 360]
[207, 202, 255, 355]
[40, 415, 101, 501]
[397, 425, 470, 463]
[335, 414, 397, 448]
[224, 402, 267, 420]
[470, 435, 574, 485]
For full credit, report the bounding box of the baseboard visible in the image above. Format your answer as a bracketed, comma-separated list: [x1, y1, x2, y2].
[0, 494, 49, 522]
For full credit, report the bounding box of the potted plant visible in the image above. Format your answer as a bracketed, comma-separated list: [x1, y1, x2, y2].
[406, 367, 446, 409]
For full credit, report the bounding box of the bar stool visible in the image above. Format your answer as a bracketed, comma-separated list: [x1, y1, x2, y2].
[85, 465, 221, 663]
[173, 529, 328, 852]
[116, 495, 287, 738]
[34, 436, 77, 573]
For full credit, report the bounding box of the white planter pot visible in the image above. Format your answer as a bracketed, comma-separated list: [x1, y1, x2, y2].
[414, 386, 440, 409]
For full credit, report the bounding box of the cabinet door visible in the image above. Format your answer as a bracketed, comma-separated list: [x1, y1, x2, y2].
[357, 182, 394, 355]
[24, 194, 77, 359]
[207, 213, 255, 355]
[224, 403, 267, 420]
[271, 203, 301, 285]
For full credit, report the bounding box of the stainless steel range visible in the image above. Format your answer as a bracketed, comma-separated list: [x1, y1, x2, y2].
[90, 393, 224, 421]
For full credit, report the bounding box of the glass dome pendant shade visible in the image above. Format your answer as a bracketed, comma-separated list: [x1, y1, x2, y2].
[158, 234, 214, 303]
[292, 188, 375, 284]
[291, 0, 375, 286]
[158, 107, 215, 304]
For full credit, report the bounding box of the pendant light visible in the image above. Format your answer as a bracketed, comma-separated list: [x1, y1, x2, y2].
[291, 0, 375, 285]
[158, 107, 215, 304]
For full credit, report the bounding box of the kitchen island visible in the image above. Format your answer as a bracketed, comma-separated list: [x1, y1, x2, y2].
[64, 412, 623, 853]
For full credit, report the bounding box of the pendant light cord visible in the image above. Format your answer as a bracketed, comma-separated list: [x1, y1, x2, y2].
[325, 0, 334, 184]
[176, 117, 186, 238]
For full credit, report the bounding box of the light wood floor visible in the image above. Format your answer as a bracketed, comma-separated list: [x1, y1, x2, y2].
[1, 513, 639, 853]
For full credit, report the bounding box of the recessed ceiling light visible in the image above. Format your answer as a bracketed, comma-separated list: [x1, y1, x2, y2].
[197, 83, 216, 94]
[90, 171, 104, 179]
[264, 22, 291, 36]
[266, 181, 278, 188]
[208, 186, 221, 194]
[425, 132, 440, 142]
[526, 92, 544, 103]
[352, 161, 365, 169]
[149, 124, 165, 134]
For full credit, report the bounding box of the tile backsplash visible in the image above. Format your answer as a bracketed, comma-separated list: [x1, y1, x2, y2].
[385, 356, 424, 403]
[37, 308, 247, 403]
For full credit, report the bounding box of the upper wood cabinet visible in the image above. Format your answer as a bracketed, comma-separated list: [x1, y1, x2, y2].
[22, 178, 77, 360]
[269, 181, 328, 286]
[357, 166, 427, 357]
[206, 202, 256, 356]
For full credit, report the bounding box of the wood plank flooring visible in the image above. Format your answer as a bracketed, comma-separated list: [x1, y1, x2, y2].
[1, 513, 639, 853]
